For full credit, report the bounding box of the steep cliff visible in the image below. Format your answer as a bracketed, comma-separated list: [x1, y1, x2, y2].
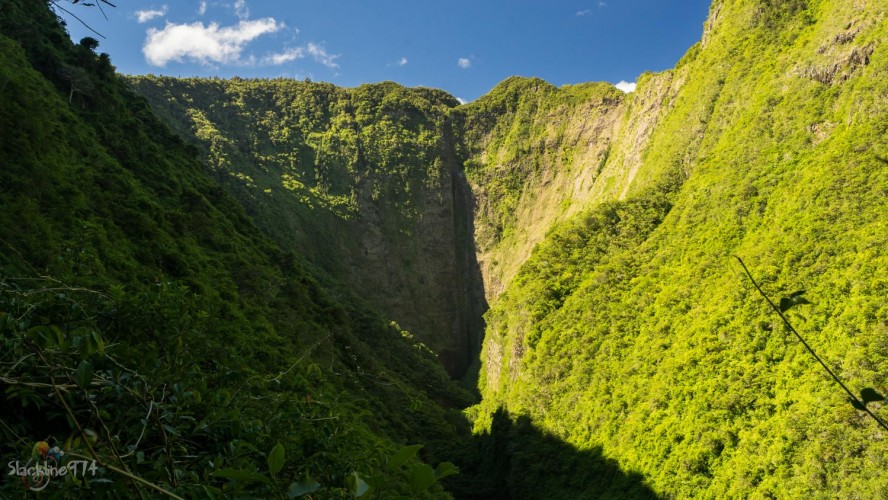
[127, 77, 485, 377]
[474, 0, 888, 497]
[455, 71, 687, 299]
[122, 0, 888, 496]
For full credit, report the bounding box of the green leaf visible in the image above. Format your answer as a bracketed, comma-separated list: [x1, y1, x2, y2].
[202, 485, 221, 498]
[287, 477, 321, 498]
[434, 462, 458, 480]
[74, 360, 93, 388]
[91, 330, 105, 354]
[267, 442, 285, 476]
[860, 388, 884, 404]
[347, 472, 369, 497]
[388, 444, 422, 470]
[362, 474, 387, 490]
[409, 463, 435, 495]
[213, 468, 272, 484]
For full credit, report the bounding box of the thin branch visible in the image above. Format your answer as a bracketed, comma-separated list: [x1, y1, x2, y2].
[0, 238, 41, 277]
[94, 0, 109, 21]
[0, 417, 27, 445]
[1, 376, 76, 390]
[66, 451, 185, 500]
[735, 256, 888, 432]
[266, 334, 330, 383]
[29, 341, 146, 498]
[49, 1, 107, 39]
[119, 400, 153, 458]
[76, 375, 139, 491]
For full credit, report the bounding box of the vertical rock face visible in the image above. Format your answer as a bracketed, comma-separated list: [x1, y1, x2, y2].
[454, 74, 688, 304]
[469, 1, 888, 498]
[129, 78, 486, 377]
[127, 71, 696, 379]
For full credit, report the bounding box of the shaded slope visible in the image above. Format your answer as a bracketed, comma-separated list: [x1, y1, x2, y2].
[127, 76, 485, 377]
[0, 1, 470, 497]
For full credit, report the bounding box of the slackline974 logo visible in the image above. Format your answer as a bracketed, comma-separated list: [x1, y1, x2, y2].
[7, 441, 98, 491]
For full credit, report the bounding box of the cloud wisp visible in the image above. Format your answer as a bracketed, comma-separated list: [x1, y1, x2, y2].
[457, 57, 471, 69]
[306, 43, 339, 69]
[575, 9, 591, 16]
[143, 18, 282, 66]
[264, 47, 305, 65]
[615, 80, 636, 93]
[135, 5, 168, 23]
[262, 43, 339, 69]
[233, 0, 249, 19]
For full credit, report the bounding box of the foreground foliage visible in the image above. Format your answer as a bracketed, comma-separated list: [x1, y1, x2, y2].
[0, 1, 468, 497]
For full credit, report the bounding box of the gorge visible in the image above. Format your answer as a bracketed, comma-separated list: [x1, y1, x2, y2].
[1, 0, 887, 498]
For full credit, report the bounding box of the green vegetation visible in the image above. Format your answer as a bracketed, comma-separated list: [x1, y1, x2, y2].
[472, 0, 888, 497]
[0, 1, 469, 497]
[3, 0, 888, 498]
[126, 75, 479, 377]
[454, 77, 628, 296]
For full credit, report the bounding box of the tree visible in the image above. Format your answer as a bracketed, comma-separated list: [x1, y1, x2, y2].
[57, 63, 94, 103]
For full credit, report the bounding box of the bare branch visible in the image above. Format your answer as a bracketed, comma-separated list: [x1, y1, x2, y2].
[49, 0, 107, 39]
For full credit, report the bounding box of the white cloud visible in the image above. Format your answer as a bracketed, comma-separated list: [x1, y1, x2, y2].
[197, 1, 207, 15]
[135, 5, 168, 23]
[143, 18, 282, 66]
[307, 43, 339, 69]
[456, 97, 467, 105]
[233, 0, 249, 19]
[575, 9, 591, 16]
[398, 57, 408, 66]
[615, 80, 636, 93]
[457, 57, 471, 69]
[264, 47, 305, 65]
[598, 1, 607, 6]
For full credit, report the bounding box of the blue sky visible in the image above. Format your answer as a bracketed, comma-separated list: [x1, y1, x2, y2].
[57, 0, 711, 102]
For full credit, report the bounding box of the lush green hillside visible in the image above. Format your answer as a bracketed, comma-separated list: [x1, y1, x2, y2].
[5, 0, 888, 497]
[472, 0, 888, 497]
[126, 76, 485, 378]
[454, 77, 629, 299]
[0, 1, 472, 498]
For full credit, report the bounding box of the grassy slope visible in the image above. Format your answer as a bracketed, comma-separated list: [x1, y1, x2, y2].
[0, 2, 469, 497]
[476, 0, 888, 497]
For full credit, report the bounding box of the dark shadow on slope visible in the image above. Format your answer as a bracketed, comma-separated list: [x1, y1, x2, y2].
[441, 408, 660, 499]
[441, 118, 488, 384]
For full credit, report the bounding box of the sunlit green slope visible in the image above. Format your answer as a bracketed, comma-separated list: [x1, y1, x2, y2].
[474, 0, 888, 497]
